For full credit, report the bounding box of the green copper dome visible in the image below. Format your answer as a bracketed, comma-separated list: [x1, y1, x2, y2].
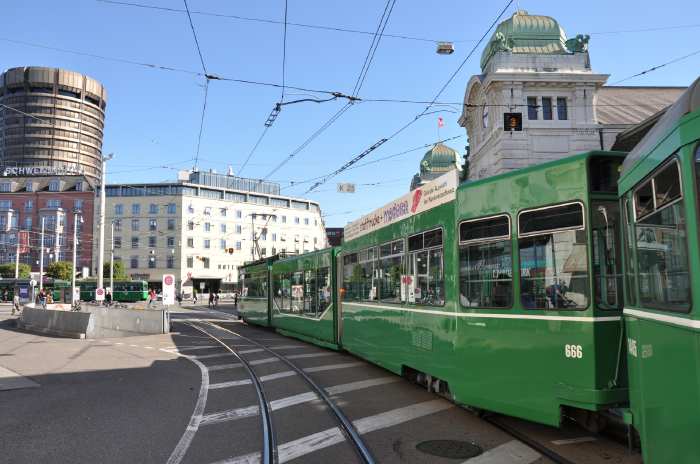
[420, 143, 460, 175]
[480, 10, 570, 69]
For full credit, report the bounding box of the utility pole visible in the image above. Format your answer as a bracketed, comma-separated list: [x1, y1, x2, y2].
[97, 153, 113, 297]
[72, 211, 82, 306]
[109, 220, 114, 294]
[39, 217, 45, 291]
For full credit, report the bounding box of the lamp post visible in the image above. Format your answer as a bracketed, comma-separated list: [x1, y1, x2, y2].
[71, 210, 83, 307]
[97, 152, 113, 299]
[109, 220, 114, 294]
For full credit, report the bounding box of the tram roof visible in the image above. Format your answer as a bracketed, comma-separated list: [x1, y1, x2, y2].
[621, 76, 700, 175]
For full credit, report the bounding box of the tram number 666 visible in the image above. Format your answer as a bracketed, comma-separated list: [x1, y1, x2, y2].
[564, 344, 583, 359]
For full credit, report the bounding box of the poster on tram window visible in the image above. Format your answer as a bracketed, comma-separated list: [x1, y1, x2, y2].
[344, 171, 457, 242]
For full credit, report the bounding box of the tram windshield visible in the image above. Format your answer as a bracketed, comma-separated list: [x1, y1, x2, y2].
[518, 203, 589, 310]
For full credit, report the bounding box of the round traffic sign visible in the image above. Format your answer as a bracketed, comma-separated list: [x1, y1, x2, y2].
[96, 288, 104, 295]
[164, 275, 174, 286]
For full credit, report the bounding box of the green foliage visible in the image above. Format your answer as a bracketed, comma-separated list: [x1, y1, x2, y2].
[46, 261, 73, 280]
[103, 260, 128, 280]
[0, 263, 31, 278]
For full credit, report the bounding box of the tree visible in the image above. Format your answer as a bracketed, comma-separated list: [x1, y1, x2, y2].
[103, 260, 128, 280]
[0, 263, 31, 278]
[46, 261, 73, 281]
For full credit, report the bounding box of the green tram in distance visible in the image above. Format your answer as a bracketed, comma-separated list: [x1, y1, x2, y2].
[618, 77, 700, 464]
[0, 278, 68, 301]
[78, 280, 148, 302]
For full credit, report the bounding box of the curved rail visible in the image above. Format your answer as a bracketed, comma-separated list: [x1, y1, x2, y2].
[186, 322, 277, 464]
[483, 415, 575, 464]
[207, 321, 376, 464]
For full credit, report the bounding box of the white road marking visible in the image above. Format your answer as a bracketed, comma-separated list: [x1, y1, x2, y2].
[551, 437, 596, 445]
[129, 344, 138, 347]
[462, 440, 541, 464]
[163, 351, 210, 464]
[115, 342, 123, 345]
[144, 346, 153, 350]
[175, 345, 219, 352]
[201, 376, 400, 426]
[238, 345, 305, 354]
[208, 362, 364, 390]
[220, 399, 453, 463]
[190, 352, 233, 360]
[206, 352, 334, 372]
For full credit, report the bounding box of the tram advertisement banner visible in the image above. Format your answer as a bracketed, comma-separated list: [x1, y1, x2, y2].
[344, 171, 457, 241]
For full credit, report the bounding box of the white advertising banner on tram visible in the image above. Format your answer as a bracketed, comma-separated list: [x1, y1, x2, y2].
[344, 171, 457, 242]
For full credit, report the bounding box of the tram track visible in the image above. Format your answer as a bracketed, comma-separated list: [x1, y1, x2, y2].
[203, 320, 376, 464]
[186, 321, 278, 464]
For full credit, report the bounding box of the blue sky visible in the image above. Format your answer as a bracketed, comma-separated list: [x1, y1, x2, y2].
[3, 0, 699, 226]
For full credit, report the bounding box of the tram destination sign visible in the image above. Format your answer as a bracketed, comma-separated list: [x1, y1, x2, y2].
[344, 171, 457, 241]
[2, 165, 85, 177]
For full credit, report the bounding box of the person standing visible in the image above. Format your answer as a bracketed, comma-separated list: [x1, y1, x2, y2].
[233, 291, 238, 307]
[214, 291, 220, 308]
[148, 288, 156, 308]
[105, 290, 112, 307]
[192, 288, 198, 305]
[12, 293, 20, 316]
[208, 292, 214, 308]
[38, 289, 47, 309]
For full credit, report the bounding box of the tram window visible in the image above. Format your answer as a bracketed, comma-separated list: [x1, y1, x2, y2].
[519, 203, 584, 236]
[653, 162, 681, 208]
[459, 216, 512, 308]
[518, 203, 588, 310]
[592, 202, 622, 310]
[634, 181, 654, 218]
[273, 273, 292, 312]
[342, 250, 376, 301]
[317, 267, 331, 314]
[635, 197, 691, 311]
[378, 239, 404, 304]
[304, 269, 317, 316]
[289, 271, 304, 312]
[246, 272, 268, 299]
[589, 157, 622, 193]
[460, 216, 509, 243]
[407, 229, 444, 306]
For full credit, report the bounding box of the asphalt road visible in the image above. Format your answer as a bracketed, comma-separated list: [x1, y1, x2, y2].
[0, 304, 639, 463]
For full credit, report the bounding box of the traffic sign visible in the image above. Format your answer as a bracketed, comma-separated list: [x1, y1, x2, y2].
[95, 287, 105, 301]
[162, 274, 175, 305]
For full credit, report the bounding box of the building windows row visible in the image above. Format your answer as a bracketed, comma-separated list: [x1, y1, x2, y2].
[526, 96, 568, 121]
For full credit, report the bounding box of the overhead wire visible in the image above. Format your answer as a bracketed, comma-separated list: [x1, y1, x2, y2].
[239, 0, 289, 176]
[261, 0, 398, 181]
[610, 47, 700, 85]
[303, 0, 513, 193]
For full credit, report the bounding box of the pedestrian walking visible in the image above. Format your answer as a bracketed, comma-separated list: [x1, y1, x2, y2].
[148, 288, 157, 308]
[12, 293, 20, 316]
[38, 289, 47, 309]
[233, 291, 238, 307]
[2, 289, 8, 302]
[105, 290, 113, 307]
[214, 291, 220, 308]
[208, 292, 215, 308]
[193, 289, 198, 305]
[176, 291, 182, 306]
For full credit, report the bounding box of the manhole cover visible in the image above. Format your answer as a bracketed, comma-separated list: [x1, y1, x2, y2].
[416, 440, 483, 459]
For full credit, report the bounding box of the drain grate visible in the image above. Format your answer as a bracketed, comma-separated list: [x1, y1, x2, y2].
[416, 440, 483, 459]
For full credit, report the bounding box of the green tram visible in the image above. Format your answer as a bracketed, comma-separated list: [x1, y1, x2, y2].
[238, 78, 700, 464]
[78, 280, 148, 302]
[0, 278, 68, 301]
[618, 78, 700, 463]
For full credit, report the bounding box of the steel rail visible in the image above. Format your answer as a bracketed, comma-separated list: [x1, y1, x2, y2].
[208, 321, 376, 464]
[186, 322, 278, 464]
[482, 415, 576, 464]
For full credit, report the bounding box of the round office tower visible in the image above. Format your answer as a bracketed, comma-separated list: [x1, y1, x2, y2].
[0, 66, 107, 183]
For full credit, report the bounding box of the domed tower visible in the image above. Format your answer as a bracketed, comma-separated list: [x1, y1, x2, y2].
[0, 66, 107, 183]
[458, 11, 608, 180]
[410, 142, 462, 190]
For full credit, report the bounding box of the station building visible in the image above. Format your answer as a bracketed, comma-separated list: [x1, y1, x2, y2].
[459, 10, 684, 180]
[0, 66, 107, 274]
[100, 170, 327, 294]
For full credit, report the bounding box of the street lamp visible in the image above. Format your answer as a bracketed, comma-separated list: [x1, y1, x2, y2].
[97, 152, 114, 300]
[71, 210, 83, 308]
